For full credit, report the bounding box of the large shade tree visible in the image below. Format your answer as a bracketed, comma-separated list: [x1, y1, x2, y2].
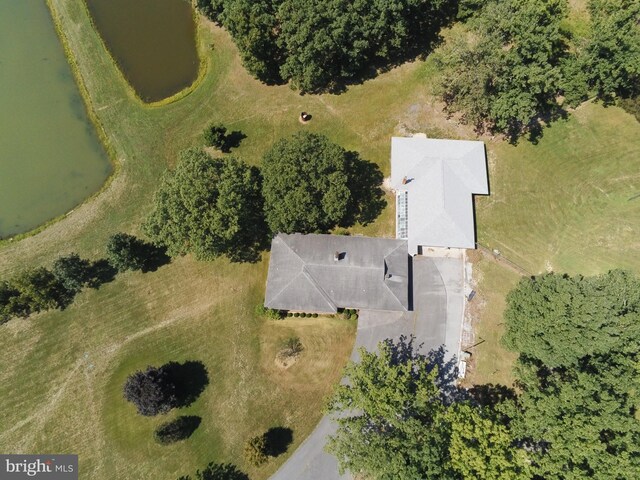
[582, 0, 640, 101]
[435, 0, 570, 140]
[144, 148, 265, 262]
[261, 132, 384, 234]
[196, 0, 456, 92]
[503, 270, 640, 478]
[326, 338, 530, 480]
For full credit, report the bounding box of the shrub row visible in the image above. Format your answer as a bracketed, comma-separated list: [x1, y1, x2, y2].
[286, 312, 319, 318]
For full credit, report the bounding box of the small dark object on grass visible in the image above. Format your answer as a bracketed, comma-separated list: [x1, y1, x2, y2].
[299, 112, 312, 123]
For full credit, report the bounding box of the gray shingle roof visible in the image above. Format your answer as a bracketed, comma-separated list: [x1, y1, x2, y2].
[265, 234, 409, 313]
[390, 137, 489, 253]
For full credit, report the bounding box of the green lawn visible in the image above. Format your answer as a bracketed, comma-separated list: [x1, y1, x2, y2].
[478, 102, 640, 276]
[2, 0, 640, 476]
[0, 1, 437, 478]
[469, 103, 640, 385]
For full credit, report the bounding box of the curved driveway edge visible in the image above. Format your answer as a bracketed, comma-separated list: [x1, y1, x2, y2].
[270, 254, 465, 480]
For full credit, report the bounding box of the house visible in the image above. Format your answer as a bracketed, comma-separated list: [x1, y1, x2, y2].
[264, 233, 409, 313]
[390, 136, 489, 255]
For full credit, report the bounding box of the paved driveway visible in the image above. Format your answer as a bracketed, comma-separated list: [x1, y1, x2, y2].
[270, 254, 465, 480]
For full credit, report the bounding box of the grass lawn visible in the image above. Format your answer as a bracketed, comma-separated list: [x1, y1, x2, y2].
[463, 252, 521, 387]
[0, 1, 441, 478]
[1, 0, 640, 475]
[469, 104, 640, 385]
[478, 102, 640, 276]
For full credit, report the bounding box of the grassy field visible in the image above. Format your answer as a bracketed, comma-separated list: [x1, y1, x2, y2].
[477, 102, 640, 276]
[1, 0, 640, 476]
[468, 103, 640, 385]
[0, 0, 445, 478]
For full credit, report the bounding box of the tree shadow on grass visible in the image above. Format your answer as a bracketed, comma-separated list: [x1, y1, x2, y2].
[222, 131, 247, 153]
[86, 259, 118, 289]
[466, 383, 517, 408]
[155, 415, 202, 445]
[265, 427, 294, 457]
[340, 151, 387, 228]
[140, 244, 171, 273]
[163, 360, 210, 408]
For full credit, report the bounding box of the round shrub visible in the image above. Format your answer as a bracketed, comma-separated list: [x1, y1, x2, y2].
[312, 313, 319, 318]
[244, 434, 268, 466]
[294, 312, 300, 317]
[123, 365, 177, 416]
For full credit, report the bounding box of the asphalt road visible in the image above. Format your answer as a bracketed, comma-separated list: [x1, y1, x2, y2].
[270, 255, 465, 480]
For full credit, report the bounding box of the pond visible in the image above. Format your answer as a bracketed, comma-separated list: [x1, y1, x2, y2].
[0, 1, 111, 239]
[85, 0, 200, 103]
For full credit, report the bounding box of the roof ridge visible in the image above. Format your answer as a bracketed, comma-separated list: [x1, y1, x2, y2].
[301, 267, 337, 311]
[276, 234, 307, 265]
[383, 241, 408, 262]
[381, 278, 408, 311]
[264, 236, 306, 308]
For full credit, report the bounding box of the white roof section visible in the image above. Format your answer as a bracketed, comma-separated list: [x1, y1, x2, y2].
[390, 137, 488, 253]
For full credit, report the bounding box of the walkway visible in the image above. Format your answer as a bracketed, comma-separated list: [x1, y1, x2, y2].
[270, 253, 466, 480]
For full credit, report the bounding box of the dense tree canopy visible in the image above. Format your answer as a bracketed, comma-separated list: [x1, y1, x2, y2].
[503, 270, 640, 368]
[106, 233, 151, 272]
[435, 0, 570, 139]
[326, 338, 529, 479]
[326, 339, 456, 479]
[144, 148, 265, 262]
[582, 0, 640, 101]
[197, 0, 456, 92]
[504, 270, 640, 478]
[52, 253, 92, 294]
[261, 132, 384, 234]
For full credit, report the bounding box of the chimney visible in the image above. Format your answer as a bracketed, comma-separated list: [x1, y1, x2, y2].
[334, 251, 340, 262]
[401, 176, 407, 185]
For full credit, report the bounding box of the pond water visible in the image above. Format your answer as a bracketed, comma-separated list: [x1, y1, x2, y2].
[0, 1, 111, 239]
[85, 0, 199, 102]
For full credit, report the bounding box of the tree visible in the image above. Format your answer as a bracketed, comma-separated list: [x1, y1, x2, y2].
[503, 270, 640, 368]
[154, 416, 202, 444]
[262, 132, 371, 234]
[243, 434, 268, 466]
[0, 280, 20, 323]
[144, 148, 265, 262]
[197, 0, 455, 92]
[179, 463, 249, 480]
[216, 0, 284, 84]
[447, 404, 531, 480]
[123, 365, 178, 416]
[11, 267, 70, 316]
[582, 0, 640, 101]
[504, 270, 640, 478]
[326, 338, 456, 479]
[435, 0, 570, 140]
[52, 253, 91, 294]
[203, 123, 228, 149]
[106, 233, 149, 272]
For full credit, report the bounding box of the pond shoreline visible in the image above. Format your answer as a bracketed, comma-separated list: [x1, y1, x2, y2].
[82, 0, 206, 106]
[1, 1, 207, 246]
